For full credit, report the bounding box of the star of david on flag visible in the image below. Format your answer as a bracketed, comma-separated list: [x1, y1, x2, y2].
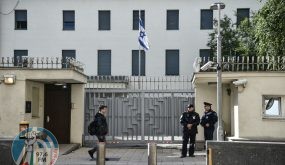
[138, 18, 149, 51]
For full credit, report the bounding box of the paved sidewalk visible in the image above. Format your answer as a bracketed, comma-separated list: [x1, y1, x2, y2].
[56, 147, 206, 165]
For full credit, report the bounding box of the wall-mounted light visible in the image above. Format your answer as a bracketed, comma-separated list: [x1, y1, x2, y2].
[4, 75, 16, 85]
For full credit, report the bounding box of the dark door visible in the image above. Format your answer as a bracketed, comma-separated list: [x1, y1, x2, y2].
[44, 84, 71, 144]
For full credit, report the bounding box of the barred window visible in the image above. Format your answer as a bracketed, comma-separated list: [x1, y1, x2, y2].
[15, 10, 27, 30]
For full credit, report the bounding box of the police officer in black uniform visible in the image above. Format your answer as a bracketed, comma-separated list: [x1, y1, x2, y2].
[200, 102, 218, 144]
[180, 104, 200, 158]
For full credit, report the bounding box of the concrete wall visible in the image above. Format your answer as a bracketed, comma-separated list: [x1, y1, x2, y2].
[193, 72, 285, 140]
[194, 83, 216, 141]
[70, 84, 85, 144]
[230, 85, 239, 137]
[0, 69, 86, 144]
[0, 0, 264, 76]
[238, 76, 285, 139]
[25, 80, 44, 128]
[222, 84, 231, 137]
[207, 141, 285, 165]
[0, 78, 25, 138]
[194, 83, 231, 141]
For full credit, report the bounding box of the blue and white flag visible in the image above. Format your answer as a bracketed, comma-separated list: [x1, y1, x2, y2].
[138, 18, 150, 51]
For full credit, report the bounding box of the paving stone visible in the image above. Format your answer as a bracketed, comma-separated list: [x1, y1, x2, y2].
[56, 147, 206, 165]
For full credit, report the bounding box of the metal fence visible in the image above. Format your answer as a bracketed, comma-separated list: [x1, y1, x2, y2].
[84, 76, 194, 146]
[200, 56, 285, 72]
[0, 57, 84, 73]
[87, 75, 193, 91]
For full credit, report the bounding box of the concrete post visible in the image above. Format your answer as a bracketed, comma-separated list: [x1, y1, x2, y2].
[148, 142, 157, 165]
[96, 142, 106, 165]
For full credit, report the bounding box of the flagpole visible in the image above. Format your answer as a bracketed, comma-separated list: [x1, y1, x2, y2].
[138, 10, 141, 90]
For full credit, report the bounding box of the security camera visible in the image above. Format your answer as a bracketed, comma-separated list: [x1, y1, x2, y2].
[200, 61, 215, 71]
[233, 79, 247, 87]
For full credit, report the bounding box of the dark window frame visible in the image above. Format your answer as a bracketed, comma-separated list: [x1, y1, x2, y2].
[132, 50, 146, 76]
[199, 49, 212, 58]
[98, 10, 111, 31]
[237, 8, 250, 27]
[62, 50, 76, 68]
[167, 10, 179, 30]
[14, 50, 28, 66]
[165, 49, 179, 76]
[133, 10, 145, 30]
[15, 10, 27, 30]
[200, 9, 213, 30]
[63, 10, 75, 30]
[98, 50, 112, 75]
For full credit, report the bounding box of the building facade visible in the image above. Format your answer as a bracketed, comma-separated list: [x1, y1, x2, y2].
[0, 0, 264, 76]
[0, 0, 269, 144]
[0, 59, 87, 144]
[193, 56, 285, 141]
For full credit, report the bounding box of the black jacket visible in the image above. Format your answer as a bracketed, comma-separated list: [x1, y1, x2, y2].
[180, 111, 200, 134]
[94, 112, 108, 136]
[200, 110, 218, 129]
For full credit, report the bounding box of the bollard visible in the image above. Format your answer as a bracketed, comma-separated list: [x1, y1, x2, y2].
[208, 148, 213, 165]
[96, 142, 106, 165]
[148, 142, 157, 165]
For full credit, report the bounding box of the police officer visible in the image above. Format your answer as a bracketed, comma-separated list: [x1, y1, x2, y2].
[180, 104, 200, 158]
[200, 102, 218, 144]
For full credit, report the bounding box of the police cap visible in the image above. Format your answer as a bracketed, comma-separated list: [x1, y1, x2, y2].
[204, 102, 212, 106]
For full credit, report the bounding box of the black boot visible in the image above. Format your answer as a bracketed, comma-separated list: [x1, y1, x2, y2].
[88, 149, 95, 159]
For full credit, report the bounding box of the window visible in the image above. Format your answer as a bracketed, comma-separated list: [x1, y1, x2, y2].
[201, 9, 213, 29]
[133, 10, 145, 30]
[14, 50, 28, 66]
[63, 11, 75, 30]
[167, 10, 179, 30]
[132, 50, 145, 76]
[98, 50, 111, 75]
[263, 96, 282, 118]
[237, 8, 250, 26]
[166, 50, 179, 75]
[32, 87, 40, 117]
[200, 49, 211, 61]
[62, 50, 76, 68]
[15, 10, 27, 30]
[99, 11, 111, 30]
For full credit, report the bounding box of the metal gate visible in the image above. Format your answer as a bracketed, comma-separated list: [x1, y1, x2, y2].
[83, 76, 194, 146]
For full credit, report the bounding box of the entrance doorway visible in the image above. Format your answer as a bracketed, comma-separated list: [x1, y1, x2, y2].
[44, 84, 71, 144]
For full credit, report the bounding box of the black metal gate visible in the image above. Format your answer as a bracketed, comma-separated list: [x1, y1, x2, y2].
[83, 76, 194, 146]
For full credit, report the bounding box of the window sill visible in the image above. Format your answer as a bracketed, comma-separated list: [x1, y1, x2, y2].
[165, 75, 180, 76]
[32, 116, 40, 119]
[262, 117, 285, 120]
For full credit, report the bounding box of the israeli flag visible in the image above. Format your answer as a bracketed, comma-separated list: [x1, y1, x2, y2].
[138, 18, 150, 51]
